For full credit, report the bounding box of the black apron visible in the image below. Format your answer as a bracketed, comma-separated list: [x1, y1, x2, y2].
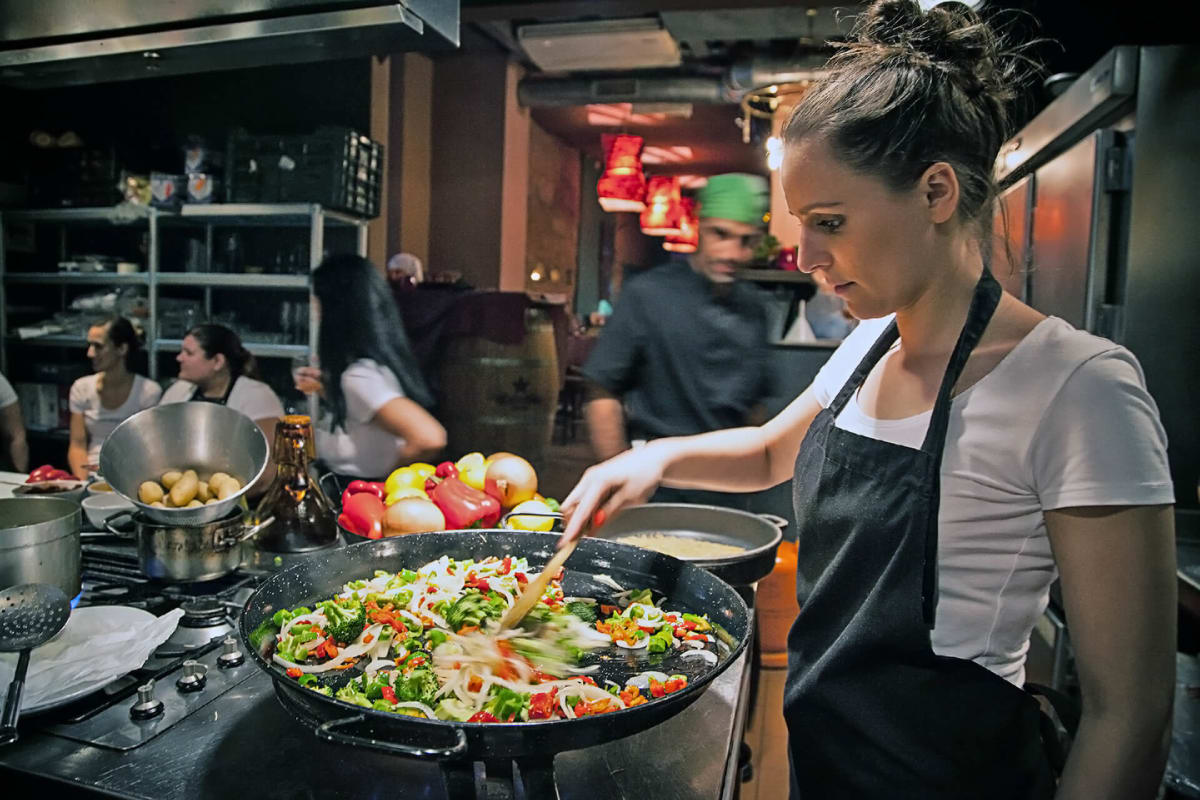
[784, 269, 1057, 799]
[190, 376, 236, 406]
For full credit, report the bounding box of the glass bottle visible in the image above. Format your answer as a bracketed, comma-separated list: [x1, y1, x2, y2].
[252, 415, 337, 552]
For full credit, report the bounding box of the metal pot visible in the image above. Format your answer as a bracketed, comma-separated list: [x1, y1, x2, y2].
[99, 403, 270, 527]
[104, 509, 273, 582]
[0, 497, 81, 598]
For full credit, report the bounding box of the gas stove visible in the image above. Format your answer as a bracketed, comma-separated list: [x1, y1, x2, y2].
[17, 537, 344, 752]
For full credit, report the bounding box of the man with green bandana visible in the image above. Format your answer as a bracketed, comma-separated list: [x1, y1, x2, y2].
[580, 173, 773, 506]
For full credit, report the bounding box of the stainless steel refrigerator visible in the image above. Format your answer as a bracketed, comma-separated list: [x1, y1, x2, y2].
[994, 44, 1199, 515]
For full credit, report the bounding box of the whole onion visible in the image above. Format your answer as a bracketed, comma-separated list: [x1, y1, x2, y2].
[384, 497, 446, 536]
[484, 455, 538, 509]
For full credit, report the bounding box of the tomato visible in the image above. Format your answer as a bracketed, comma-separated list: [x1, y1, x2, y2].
[380, 686, 398, 704]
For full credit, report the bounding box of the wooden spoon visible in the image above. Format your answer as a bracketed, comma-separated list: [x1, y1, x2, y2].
[498, 510, 605, 630]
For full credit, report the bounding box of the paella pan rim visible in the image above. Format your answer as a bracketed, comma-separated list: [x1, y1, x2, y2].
[237, 530, 750, 759]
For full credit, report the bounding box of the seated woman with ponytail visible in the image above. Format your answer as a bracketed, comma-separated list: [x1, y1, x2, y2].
[159, 323, 285, 493]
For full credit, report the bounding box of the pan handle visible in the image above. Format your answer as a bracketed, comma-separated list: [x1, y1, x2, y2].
[103, 510, 136, 536]
[315, 712, 469, 758]
[216, 516, 275, 548]
[757, 513, 789, 531]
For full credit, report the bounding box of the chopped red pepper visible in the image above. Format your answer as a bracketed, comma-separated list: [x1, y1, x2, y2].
[664, 677, 688, 694]
[468, 711, 499, 723]
[286, 667, 302, 678]
[528, 689, 558, 720]
[380, 685, 398, 704]
[498, 556, 512, 576]
[648, 678, 666, 698]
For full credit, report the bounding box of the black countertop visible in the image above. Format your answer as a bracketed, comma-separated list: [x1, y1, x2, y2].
[0, 651, 751, 800]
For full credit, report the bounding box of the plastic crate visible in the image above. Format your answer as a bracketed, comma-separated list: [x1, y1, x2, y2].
[224, 127, 382, 218]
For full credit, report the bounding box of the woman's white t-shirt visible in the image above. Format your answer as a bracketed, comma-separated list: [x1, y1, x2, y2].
[159, 375, 284, 422]
[809, 314, 1174, 686]
[69, 374, 163, 463]
[315, 359, 406, 479]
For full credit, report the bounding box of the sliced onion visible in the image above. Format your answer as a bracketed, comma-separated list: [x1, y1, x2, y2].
[272, 623, 384, 673]
[625, 671, 669, 690]
[564, 664, 600, 674]
[280, 612, 327, 636]
[615, 636, 650, 650]
[683, 640, 705, 650]
[593, 574, 625, 593]
[391, 701, 437, 719]
[680, 649, 718, 665]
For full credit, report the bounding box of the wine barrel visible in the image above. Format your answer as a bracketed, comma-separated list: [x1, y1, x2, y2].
[438, 307, 560, 471]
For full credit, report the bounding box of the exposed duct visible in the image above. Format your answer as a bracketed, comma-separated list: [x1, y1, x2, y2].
[518, 55, 828, 108]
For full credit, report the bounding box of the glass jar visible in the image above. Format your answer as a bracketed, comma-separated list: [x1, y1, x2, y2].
[251, 415, 337, 552]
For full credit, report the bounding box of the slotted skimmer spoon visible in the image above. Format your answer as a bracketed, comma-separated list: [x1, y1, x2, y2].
[0, 583, 71, 745]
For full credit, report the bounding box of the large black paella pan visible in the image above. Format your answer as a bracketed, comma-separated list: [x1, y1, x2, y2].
[237, 530, 751, 771]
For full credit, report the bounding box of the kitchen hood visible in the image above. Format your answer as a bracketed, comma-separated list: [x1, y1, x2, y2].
[0, 0, 459, 90]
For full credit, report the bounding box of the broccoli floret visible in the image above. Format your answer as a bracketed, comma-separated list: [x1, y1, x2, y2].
[394, 667, 440, 706]
[335, 683, 372, 708]
[565, 601, 596, 623]
[444, 590, 502, 631]
[320, 597, 366, 643]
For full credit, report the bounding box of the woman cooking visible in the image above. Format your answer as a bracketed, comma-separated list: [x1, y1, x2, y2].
[159, 323, 284, 492]
[559, 2, 1176, 798]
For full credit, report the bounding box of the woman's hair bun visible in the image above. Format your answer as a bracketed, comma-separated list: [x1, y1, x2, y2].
[849, 0, 1010, 101]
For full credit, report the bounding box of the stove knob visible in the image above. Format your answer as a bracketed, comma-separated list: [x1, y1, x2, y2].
[217, 636, 245, 669]
[175, 659, 208, 693]
[130, 680, 165, 720]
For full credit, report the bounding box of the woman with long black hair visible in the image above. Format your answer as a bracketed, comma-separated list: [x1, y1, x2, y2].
[296, 254, 445, 480]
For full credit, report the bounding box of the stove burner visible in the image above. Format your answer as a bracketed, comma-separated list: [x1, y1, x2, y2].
[179, 598, 227, 628]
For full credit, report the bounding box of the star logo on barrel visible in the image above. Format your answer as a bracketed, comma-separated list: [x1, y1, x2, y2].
[492, 377, 539, 409]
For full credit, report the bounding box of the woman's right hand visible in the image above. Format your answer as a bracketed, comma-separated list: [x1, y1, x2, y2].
[293, 366, 324, 397]
[557, 443, 667, 548]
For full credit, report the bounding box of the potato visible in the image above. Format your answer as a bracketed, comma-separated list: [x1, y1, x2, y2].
[139, 481, 164, 504]
[150, 501, 166, 508]
[161, 471, 182, 489]
[186, 499, 203, 508]
[215, 477, 240, 500]
[196, 480, 211, 502]
[169, 470, 199, 507]
[205, 498, 218, 505]
[209, 472, 232, 490]
[162, 494, 175, 508]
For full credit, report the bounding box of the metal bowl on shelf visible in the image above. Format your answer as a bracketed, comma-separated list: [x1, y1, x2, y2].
[99, 403, 269, 526]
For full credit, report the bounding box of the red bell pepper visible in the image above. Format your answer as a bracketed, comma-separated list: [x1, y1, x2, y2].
[434, 461, 459, 479]
[468, 710, 499, 723]
[380, 685, 398, 705]
[26, 464, 73, 483]
[426, 476, 500, 529]
[339, 492, 385, 538]
[340, 480, 386, 509]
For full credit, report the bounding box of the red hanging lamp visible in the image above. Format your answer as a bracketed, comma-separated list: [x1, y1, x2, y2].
[662, 197, 698, 253]
[640, 175, 683, 236]
[596, 133, 647, 212]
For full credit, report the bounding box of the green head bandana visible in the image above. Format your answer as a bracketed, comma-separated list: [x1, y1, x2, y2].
[697, 173, 769, 226]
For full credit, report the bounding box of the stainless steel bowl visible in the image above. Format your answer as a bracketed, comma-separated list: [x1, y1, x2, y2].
[99, 403, 270, 526]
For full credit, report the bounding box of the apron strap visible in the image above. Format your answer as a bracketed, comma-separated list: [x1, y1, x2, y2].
[190, 375, 237, 406]
[827, 320, 900, 416]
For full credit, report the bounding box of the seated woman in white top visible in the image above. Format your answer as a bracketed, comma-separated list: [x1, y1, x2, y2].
[68, 316, 162, 479]
[159, 323, 284, 493]
[295, 254, 445, 480]
[0, 370, 28, 473]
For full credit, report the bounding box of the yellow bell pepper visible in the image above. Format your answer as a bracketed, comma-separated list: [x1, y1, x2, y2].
[504, 499, 556, 532]
[385, 466, 427, 497]
[408, 462, 436, 479]
[385, 487, 428, 506]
